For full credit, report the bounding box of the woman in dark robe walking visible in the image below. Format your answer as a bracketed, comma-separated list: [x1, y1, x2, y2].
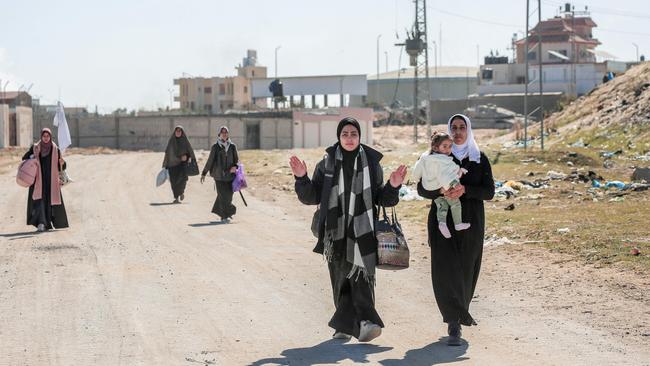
[22, 128, 69, 232]
[162, 126, 196, 203]
[201, 126, 239, 222]
[417, 114, 495, 346]
[290, 117, 407, 342]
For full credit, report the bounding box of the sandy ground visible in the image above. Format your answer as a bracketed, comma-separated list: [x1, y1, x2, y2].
[1, 151, 649, 365]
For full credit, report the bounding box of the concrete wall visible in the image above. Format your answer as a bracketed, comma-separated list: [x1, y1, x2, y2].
[293, 107, 373, 148]
[0, 104, 8, 148]
[33, 114, 293, 151]
[15, 106, 33, 147]
[368, 77, 478, 106]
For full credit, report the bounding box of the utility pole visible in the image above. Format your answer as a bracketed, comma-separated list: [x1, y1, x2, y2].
[633, 43, 639, 61]
[524, 0, 530, 149]
[538, 0, 544, 150]
[376, 34, 382, 105]
[385, 51, 389, 73]
[274, 46, 281, 79]
[406, 0, 431, 142]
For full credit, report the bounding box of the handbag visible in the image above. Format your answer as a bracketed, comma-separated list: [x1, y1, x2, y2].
[311, 206, 320, 238]
[16, 158, 39, 187]
[186, 158, 199, 176]
[376, 206, 410, 270]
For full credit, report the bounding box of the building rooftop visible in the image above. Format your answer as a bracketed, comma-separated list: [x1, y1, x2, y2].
[370, 66, 478, 80]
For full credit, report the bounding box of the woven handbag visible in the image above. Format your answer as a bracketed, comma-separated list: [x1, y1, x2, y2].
[376, 206, 410, 270]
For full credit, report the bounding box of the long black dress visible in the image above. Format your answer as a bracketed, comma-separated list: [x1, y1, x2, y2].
[295, 143, 400, 338]
[22, 146, 69, 230]
[163, 129, 196, 201]
[418, 152, 494, 326]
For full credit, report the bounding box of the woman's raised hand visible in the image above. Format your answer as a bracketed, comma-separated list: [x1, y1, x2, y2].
[289, 156, 308, 178]
[389, 165, 407, 188]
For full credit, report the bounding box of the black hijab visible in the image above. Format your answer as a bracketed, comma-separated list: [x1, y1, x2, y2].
[337, 118, 362, 191]
[163, 126, 196, 168]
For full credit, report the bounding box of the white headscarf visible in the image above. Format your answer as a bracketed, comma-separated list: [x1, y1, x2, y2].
[217, 125, 232, 152]
[447, 114, 481, 163]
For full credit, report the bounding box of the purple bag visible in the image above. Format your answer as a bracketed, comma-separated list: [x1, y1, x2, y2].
[232, 163, 248, 192]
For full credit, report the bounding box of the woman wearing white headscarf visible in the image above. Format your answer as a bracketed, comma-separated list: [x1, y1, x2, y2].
[417, 114, 495, 346]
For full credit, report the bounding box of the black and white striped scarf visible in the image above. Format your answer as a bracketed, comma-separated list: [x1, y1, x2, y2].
[323, 145, 376, 283]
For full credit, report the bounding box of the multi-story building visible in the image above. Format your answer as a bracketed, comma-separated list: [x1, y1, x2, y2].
[174, 50, 267, 113]
[477, 5, 622, 97]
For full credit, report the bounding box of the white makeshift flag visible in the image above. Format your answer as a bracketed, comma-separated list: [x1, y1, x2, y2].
[53, 101, 72, 151]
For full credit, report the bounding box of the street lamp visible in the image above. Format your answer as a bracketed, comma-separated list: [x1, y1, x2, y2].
[633, 43, 639, 62]
[275, 46, 281, 79]
[376, 34, 382, 105]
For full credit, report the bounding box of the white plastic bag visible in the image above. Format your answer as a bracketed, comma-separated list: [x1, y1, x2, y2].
[156, 168, 169, 187]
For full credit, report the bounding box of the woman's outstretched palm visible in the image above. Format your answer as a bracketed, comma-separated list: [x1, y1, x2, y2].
[289, 156, 308, 178]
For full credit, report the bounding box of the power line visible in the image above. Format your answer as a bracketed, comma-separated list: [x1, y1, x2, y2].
[433, 4, 650, 38]
[429, 6, 521, 29]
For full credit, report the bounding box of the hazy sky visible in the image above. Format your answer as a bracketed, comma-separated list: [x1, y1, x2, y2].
[1, 0, 648, 113]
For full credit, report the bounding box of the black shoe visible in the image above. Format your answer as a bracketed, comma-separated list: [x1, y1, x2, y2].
[447, 321, 462, 346]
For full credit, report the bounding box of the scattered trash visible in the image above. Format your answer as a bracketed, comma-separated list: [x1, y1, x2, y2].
[484, 235, 514, 247]
[632, 167, 650, 182]
[504, 203, 515, 211]
[520, 158, 542, 164]
[495, 185, 517, 199]
[609, 196, 625, 202]
[495, 181, 504, 188]
[630, 247, 641, 256]
[505, 180, 524, 190]
[632, 152, 650, 162]
[592, 180, 627, 190]
[399, 186, 424, 201]
[603, 160, 615, 169]
[570, 139, 586, 147]
[519, 180, 548, 189]
[557, 228, 571, 234]
[599, 149, 623, 159]
[547, 170, 567, 180]
[526, 171, 535, 177]
[567, 161, 575, 167]
[629, 183, 650, 191]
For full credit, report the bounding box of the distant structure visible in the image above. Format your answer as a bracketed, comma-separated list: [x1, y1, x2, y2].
[0, 91, 33, 147]
[173, 50, 268, 114]
[478, 3, 630, 98]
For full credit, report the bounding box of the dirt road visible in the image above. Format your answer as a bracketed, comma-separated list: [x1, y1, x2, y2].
[1, 151, 648, 365]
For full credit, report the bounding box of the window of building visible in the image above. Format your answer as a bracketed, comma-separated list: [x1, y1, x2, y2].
[204, 87, 212, 94]
[527, 51, 537, 60]
[228, 103, 233, 108]
[244, 86, 248, 93]
[219, 84, 226, 95]
[205, 104, 212, 111]
[198, 87, 201, 93]
[252, 70, 255, 77]
[190, 102, 195, 110]
[549, 50, 568, 60]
